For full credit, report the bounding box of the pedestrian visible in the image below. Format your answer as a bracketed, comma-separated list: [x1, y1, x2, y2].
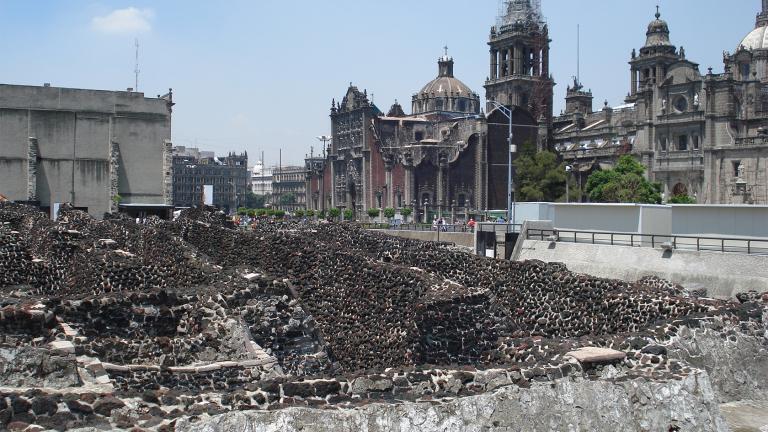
[432, 215, 438, 231]
[468, 218, 476, 232]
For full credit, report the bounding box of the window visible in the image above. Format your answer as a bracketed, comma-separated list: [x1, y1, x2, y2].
[733, 161, 742, 178]
[693, 136, 700, 150]
[457, 99, 467, 112]
[396, 193, 402, 208]
[660, 137, 667, 151]
[435, 99, 444, 111]
[458, 194, 466, 207]
[741, 63, 751, 80]
[674, 97, 688, 113]
[678, 135, 688, 151]
[415, 131, 424, 141]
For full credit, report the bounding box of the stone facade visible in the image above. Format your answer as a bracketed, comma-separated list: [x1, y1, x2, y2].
[485, 0, 554, 138]
[272, 166, 307, 212]
[552, 4, 768, 204]
[304, 1, 553, 216]
[0, 84, 174, 218]
[171, 149, 249, 212]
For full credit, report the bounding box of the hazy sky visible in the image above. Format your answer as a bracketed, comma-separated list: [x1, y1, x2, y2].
[0, 1, 759, 166]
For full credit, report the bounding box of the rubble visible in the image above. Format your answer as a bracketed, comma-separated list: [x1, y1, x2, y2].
[0, 202, 765, 431]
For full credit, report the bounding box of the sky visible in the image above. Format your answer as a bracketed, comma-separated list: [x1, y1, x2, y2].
[0, 0, 758, 166]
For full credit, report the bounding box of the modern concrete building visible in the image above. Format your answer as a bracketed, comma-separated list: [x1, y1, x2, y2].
[553, 3, 768, 205]
[272, 166, 307, 212]
[0, 84, 174, 218]
[171, 149, 249, 212]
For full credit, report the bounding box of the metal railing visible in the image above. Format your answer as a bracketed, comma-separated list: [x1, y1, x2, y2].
[526, 228, 768, 256]
[476, 223, 523, 234]
[360, 223, 475, 233]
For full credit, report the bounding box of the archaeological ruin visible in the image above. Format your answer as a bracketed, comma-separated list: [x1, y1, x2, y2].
[0, 202, 766, 431]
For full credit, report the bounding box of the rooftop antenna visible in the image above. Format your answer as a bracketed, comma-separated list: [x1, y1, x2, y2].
[134, 38, 140, 91]
[577, 24, 580, 85]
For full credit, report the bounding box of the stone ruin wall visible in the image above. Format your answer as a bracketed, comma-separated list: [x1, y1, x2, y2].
[0, 203, 765, 431]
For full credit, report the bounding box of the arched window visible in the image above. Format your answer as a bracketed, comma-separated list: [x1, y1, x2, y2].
[672, 183, 688, 197]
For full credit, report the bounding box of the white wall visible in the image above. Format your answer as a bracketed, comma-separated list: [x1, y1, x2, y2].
[510, 203, 768, 239]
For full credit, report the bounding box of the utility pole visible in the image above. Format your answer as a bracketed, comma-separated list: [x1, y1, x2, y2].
[134, 39, 140, 91]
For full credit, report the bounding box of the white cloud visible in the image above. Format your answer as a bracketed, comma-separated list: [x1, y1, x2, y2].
[91, 7, 154, 34]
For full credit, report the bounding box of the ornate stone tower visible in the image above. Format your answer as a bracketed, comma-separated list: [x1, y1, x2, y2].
[484, 0, 554, 124]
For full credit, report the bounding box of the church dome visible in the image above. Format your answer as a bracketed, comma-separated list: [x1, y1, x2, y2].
[644, 9, 672, 47]
[412, 55, 480, 116]
[739, 25, 768, 50]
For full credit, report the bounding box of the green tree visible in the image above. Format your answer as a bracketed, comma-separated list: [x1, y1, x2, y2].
[306, 209, 316, 217]
[400, 207, 412, 222]
[669, 194, 696, 204]
[274, 210, 286, 218]
[237, 207, 248, 216]
[367, 208, 380, 219]
[247, 209, 257, 217]
[317, 210, 326, 219]
[256, 209, 268, 217]
[513, 140, 567, 202]
[294, 209, 305, 218]
[383, 208, 396, 219]
[244, 192, 266, 209]
[586, 155, 662, 204]
[279, 193, 296, 206]
[328, 208, 341, 219]
[343, 209, 354, 221]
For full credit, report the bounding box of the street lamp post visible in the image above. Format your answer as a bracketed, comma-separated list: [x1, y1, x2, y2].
[488, 101, 516, 226]
[565, 165, 573, 204]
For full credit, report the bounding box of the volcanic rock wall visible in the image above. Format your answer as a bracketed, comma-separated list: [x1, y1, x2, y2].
[0, 203, 765, 431]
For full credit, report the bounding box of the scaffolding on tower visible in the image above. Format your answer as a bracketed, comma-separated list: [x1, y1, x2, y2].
[497, 0, 544, 29]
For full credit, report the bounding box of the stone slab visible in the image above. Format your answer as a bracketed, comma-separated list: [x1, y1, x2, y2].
[48, 341, 75, 355]
[565, 347, 626, 364]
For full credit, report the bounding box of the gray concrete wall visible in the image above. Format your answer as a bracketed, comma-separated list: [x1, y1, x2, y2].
[552, 204, 642, 233]
[0, 84, 171, 218]
[671, 205, 768, 237]
[518, 240, 768, 299]
[375, 230, 475, 249]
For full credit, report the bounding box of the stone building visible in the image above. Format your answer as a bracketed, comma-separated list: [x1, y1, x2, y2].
[0, 84, 174, 218]
[251, 160, 273, 205]
[553, 3, 768, 204]
[172, 149, 249, 212]
[272, 166, 307, 212]
[305, 0, 548, 218]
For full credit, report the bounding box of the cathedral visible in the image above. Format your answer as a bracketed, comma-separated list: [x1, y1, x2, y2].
[553, 2, 768, 204]
[306, 0, 768, 215]
[306, 0, 550, 218]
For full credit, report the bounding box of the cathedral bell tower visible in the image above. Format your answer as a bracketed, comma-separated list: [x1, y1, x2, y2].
[484, 0, 554, 125]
